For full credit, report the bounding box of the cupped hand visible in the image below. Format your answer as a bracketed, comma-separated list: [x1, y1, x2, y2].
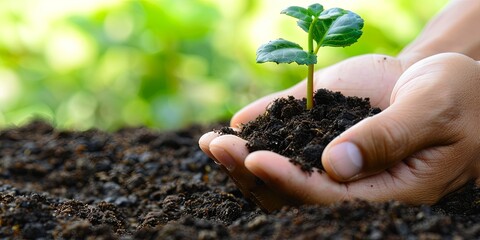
[200, 53, 480, 211]
[199, 54, 405, 211]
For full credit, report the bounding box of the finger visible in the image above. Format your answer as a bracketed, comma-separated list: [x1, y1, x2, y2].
[322, 102, 449, 182]
[209, 135, 295, 212]
[244, 151, 348, 205]
[198, 131, 221, 159]
[243, 151, 428, 204]
[245, 150, 459, 205]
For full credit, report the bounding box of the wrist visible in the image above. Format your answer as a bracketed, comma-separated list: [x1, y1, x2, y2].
[396, 0, 480, 70]
[397, 0, 480, 67]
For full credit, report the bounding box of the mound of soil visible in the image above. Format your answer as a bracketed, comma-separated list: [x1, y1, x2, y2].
[0, 120, 478, 239]
[221, 89, 380, 172]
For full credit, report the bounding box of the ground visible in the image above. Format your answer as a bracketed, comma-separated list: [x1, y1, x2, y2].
[0, 120, 478, 239]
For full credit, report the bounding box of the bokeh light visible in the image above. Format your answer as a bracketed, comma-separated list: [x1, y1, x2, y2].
[0, 0, 448, 130]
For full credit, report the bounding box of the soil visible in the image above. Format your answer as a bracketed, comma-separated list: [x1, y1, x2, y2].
[0, 120, 479, 239]
[220, 89, 381, 172]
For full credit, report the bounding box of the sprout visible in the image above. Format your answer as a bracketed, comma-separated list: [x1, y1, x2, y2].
[256, 3, 364, 110]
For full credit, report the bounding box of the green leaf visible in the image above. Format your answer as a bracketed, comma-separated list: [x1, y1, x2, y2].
[256, 39, 317, 65]
[307, 3, 324, 17]
[321, 10, 364, 47]
[296, 20, 311, 33]
[310, 18, 332, 44]
[280, 6, 311, 22]
[291, 4, 325, 33]
[308, 8, 363, 47]
[319, 7, 346, 20]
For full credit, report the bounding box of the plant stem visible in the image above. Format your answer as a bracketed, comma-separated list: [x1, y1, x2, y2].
[306, 17, 318, 110]
[307, 64, 314, 110]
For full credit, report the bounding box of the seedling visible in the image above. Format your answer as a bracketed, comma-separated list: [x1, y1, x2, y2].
[256, 3, 364, 109]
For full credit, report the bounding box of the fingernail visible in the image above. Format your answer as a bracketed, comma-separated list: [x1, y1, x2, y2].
[328, 142, 363, 180]
[211, 157, 222, 166]
[210, 146, 236, 171]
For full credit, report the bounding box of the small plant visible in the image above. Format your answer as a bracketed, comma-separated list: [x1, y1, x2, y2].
[256, 3, 364, 110]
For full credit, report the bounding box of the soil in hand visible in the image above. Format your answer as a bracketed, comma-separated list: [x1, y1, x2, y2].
[221, 89, 380, 172]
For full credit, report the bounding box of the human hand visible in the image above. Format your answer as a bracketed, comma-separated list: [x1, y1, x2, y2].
[199, 54, 408, 211]
[200, 53, 480, 211]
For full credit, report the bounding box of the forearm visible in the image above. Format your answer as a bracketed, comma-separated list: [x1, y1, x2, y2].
[399, 0, 480, 67]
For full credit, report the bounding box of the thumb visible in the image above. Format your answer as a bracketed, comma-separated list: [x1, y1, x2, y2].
[321, 101, 448, 182]
[321, 53, 474, 182]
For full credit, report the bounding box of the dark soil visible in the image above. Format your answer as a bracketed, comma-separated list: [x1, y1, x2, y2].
[0, 120, 479, 239]
[221, 89, 381, 172]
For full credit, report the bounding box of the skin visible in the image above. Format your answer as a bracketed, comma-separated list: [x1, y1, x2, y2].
[199, 0, 480, 210]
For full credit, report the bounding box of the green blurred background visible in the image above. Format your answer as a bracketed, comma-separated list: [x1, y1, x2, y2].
[0, 0, 448, 131]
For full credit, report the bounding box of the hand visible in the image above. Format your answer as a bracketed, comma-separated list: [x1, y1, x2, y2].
[199, 54, 407, 211]
[200, 53, 480, 211]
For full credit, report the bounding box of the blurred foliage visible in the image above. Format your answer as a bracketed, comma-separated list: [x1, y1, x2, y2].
[0, 0, 448, 130]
